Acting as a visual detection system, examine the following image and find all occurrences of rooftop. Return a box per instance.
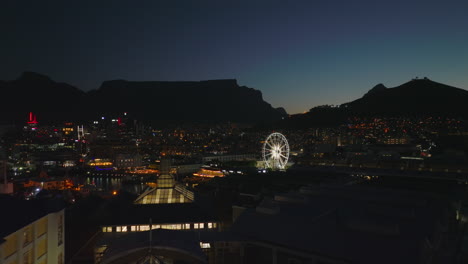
[0,195,65,238]
[231,184,451,264]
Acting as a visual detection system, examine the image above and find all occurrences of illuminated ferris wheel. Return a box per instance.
[263,132,289,170]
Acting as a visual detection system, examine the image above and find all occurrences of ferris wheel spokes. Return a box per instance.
[263,132,289,170]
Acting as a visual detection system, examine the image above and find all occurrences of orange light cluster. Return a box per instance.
[129,169,159,174]
[88,162,113,166]
[193,168,225,178]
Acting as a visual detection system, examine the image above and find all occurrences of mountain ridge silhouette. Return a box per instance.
[0,72,286,124]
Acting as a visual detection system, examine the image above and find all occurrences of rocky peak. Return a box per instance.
[363,83,387,97]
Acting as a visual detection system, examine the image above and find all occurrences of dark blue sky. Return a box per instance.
[1,0,468,114]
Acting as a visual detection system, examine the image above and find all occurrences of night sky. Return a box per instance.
[1,0,468,114]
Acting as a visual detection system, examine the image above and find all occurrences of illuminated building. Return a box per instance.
[29,178,68,190]
[382,137,409,145]
[134,175,194,204]
[96,203,219,263]
[0,197,65,264]
[24,112,39,132]
[192,167,225,178]
[61,127,73,135]
[202,153,258,163]
[94,159,219,263]
[26,112,38,126]
[76,125,84,140]
[99,210,218,233]
[60,122,75,136]
[86,159,113,168]
[114,153,142,169]
[30,150,80,169]
[134,159,194,204]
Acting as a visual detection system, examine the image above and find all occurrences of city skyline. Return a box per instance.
[2,2,468,261]
[2,0,468,114]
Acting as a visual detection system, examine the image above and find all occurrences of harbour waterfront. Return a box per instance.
[71,175,148,195]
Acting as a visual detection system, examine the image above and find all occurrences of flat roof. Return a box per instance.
[231,185,450,264]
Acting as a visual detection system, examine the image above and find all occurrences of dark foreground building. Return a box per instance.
[0,196,65,264]
[91,182,461,264]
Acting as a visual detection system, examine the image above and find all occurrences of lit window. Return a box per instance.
[140,225,150,231]
[36,237,47,258]
[185,223,190,229]
[3,233,17,257]
[199,223,204,229]
[194,223,199,229]
[36,217,48,237]
[200,242,211,249]
[131,226,137,232]
[23,226,33,246]
[23,250,33,264]
[208,223,213,229]
[117,226,128,232]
